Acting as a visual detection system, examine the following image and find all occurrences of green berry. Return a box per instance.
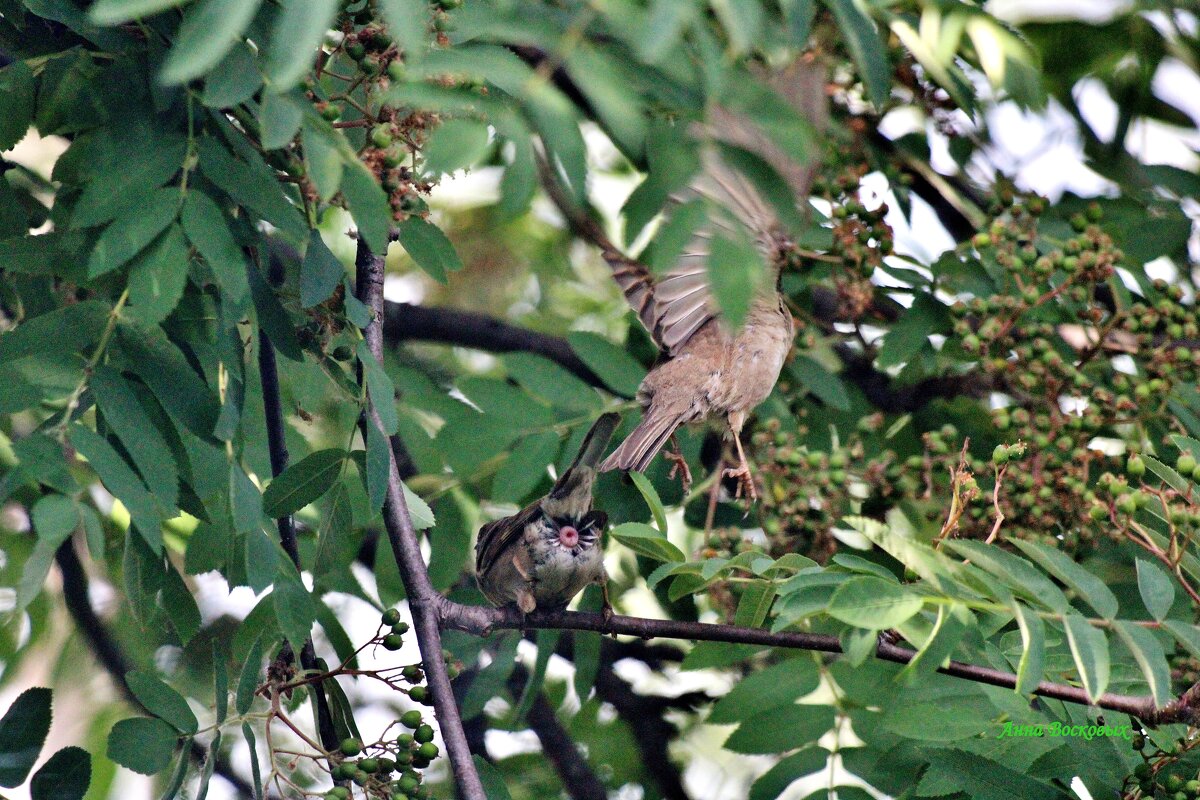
[353,770,371,786]
[392,621,410,635]
[1178,453,1197,475]
[417,742,439,760]
[359,758,379,774]
[414,724,434,743]
[397,775,420,793]
[1166,774,1183,791]
[400,710,423,729]
[372,125,393,148]
[382,608,402,626]
[408,685,428,703]
[388,60,407,82]
[1126,454,1146,478]
[383,633,404,650]
[340,738,362,757]
[992,445,1009,465]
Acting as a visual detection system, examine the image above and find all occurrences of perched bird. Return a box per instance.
[475,412,620,616]
[586,60,825,500]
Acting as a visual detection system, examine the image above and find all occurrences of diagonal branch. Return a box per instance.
[355,239,486,800]
[256,259,341,756]
[54,539,264,799]
[440,603,1198,725]
[507,663,608,800]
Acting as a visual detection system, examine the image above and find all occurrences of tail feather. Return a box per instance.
[550,412,620,500]
[599,411,685,474]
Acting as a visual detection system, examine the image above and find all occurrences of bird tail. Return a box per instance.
[598,409,685,474]
[550,412,621,500]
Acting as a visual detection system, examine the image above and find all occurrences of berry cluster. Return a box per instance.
[307,607,463,800]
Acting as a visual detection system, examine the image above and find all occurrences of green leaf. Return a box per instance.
[423,119,491,175]
[180,191,250,304]
[341,161,391,255]
[259,92,304,150]
[86,188,179,278]
[236,635,264,715]
[1009,539,1119,620]
[1136,558,1175,621]
[1062,613,1110,703]
[943,540,1069,613]
[230,464,264,535]
[395,216,463,283]
[709,658,821,724]
[89,0,187,24]
[1011,601,1045,696]
[566,332,645,397]
[91,366,180,511]
[1113,621,1172,707]
[789,356,849,411]
[610,522,685,562]
[724,704,836,754]
[706,232,762,330]
[1143,455,1191,495]
[826,576,925,629]
[116,326,220,439]
[197,138,306,240]
[126,224,190,326]
[0,62,36,152]
[301,118,343,201]
[201,41,262,108]
[262,449,346,519]
[106,718,179,775]
[473,756,513,800]
[162,563,201,647]
[734,581,776,628]
[402,482,435,531]
[70,425,163,553]
[264,0,338,91]
[876,294,951,368]
[491,432,560,505]
[273,565,316,652]
[681,641,766,670]
[299,230,345,308]
[0,687,52,788]
[28,746,90,800]
[916,748,1068,800]
[31,495,80,546]
[748,747,828,800]
[629,471,668,534]
[357,341,399,434]
[1167,620,1200,661]
[242,723,262,800]
[159,0,265,85]
[124,673,197,735]
[365,418,390,512]
[313,483,357,578]
[821,0,890,107]
[246,258,303,362]
[503,353,601,412]
[377,0,428,65]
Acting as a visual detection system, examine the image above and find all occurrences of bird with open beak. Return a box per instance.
[475,413,620,617]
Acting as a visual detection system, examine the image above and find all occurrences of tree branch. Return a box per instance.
[355,239,486,800]
[54,539,263,799]
[381,300,608,390]
[440,603,1196,725]
[257,267,341,757]
[507,663,608,800]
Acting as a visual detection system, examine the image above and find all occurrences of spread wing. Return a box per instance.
[603,58,825,356]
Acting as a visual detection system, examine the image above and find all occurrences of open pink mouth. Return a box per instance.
[558,526,579,548]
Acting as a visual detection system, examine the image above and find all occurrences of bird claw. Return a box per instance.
[663,450,693,493]
[722,463,759,502]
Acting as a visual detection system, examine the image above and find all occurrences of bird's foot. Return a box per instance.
[722,463,759,502]
[663,449,693,493]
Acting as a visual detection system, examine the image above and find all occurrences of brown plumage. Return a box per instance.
[591,60,825,498]
[475,413,619,615]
